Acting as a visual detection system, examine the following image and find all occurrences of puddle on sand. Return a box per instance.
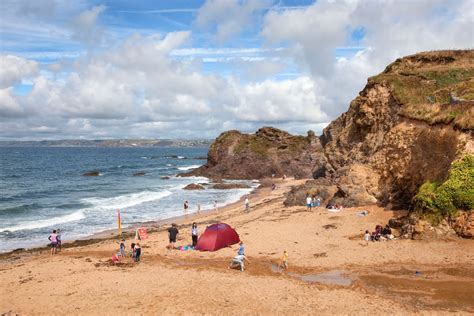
[292,270,353,286]
[270,264,353,286]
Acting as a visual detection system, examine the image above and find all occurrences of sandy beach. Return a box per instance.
[1,178,473,315]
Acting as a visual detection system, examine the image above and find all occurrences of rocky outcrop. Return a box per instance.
[388,215,457,240]
[320,50,473,209]
[183,183,205,190]
[83,171,101,176]
[284,178,337,207]
[183,127,325,179]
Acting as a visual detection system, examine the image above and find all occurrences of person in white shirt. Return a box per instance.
[244,197,250,212]
[306,195,312,211]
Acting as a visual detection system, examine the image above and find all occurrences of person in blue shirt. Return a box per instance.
[238,241,245,255]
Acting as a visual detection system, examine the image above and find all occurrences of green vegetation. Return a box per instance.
[413,155,474,223]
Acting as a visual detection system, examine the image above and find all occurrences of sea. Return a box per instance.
[0,147,256,253]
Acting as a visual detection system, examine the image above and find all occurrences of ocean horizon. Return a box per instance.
[0,146,255,253]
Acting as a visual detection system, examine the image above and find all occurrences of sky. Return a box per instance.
[0,0,473,140]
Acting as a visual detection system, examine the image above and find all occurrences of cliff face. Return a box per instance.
[321,50,473,209]
[186,50,473,211]
[185,127,324,179]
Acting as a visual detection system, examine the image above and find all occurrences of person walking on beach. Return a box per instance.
[191,222,198,247]
[184,200,189,213]
[244,197,250,212]
[213,200,218,212]
[48,230,58,255]
[167,223,179,249]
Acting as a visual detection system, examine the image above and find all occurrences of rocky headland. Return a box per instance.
[185,50,474,238]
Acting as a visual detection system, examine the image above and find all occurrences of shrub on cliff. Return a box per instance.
[414,155,474,221]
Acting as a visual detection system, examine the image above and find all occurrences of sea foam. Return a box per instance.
[0,210,86,232]
[82,190,172,211]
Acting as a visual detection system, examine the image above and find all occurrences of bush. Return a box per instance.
[414,155,474,221]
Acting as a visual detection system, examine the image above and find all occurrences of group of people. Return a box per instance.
[364,224,394,244]
[113,240,142,263]
[306,194,321,211]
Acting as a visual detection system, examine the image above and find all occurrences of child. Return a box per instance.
[279,250,289,270]
[191,223,198,247]
[364,230,370,245]
[237,241,245,256]
[119,239,126,257]
[56,229,62,252]
[134,243,141,262]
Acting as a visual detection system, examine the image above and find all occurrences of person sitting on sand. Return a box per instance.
[191,222,198,247]
[134,243,141,262]
[279,250,289,270]
[237,241,245,256]
[382,225,394,240]
[229,254,250,272]
[48,230,58,255]
[371,225,383,241]
[167,223,179,249]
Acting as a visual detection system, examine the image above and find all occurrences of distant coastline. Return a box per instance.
[0,139,212,148]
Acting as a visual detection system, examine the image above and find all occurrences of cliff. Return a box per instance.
[321,50,473,209]
[185,50,473,215]
[184,127,325,179]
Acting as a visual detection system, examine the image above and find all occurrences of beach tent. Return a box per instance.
[195,223,240,251]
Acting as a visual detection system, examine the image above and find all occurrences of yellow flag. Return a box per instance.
[118,209,122,238]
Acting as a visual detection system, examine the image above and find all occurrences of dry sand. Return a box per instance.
[1,178,473,315]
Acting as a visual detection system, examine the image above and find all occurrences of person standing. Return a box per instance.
[48,230,58,255]
[191,222,198,247]
[56,228,62,252]
[134,243,141,262]
[167,223,179,249]
[306,195,312,211]
[184,200,189,212]
[213,200,218,212]
[244,197,250,212]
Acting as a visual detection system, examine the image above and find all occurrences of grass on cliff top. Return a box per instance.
[370,68,474,129]
[413,155,474,223]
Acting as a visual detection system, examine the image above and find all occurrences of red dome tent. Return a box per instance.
[195,223,240,251]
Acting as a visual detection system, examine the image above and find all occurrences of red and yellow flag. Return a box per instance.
[118,209,122,238]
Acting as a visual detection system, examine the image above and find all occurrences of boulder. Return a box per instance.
[83,171,100,176]
[183,183,205,190]
[284,178,337,207]
[452,211,474,238]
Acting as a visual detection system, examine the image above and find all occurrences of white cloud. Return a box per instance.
[0,55,38,88]
[0,87,24,117]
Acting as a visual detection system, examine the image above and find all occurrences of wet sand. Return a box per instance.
[1,178,473,315]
